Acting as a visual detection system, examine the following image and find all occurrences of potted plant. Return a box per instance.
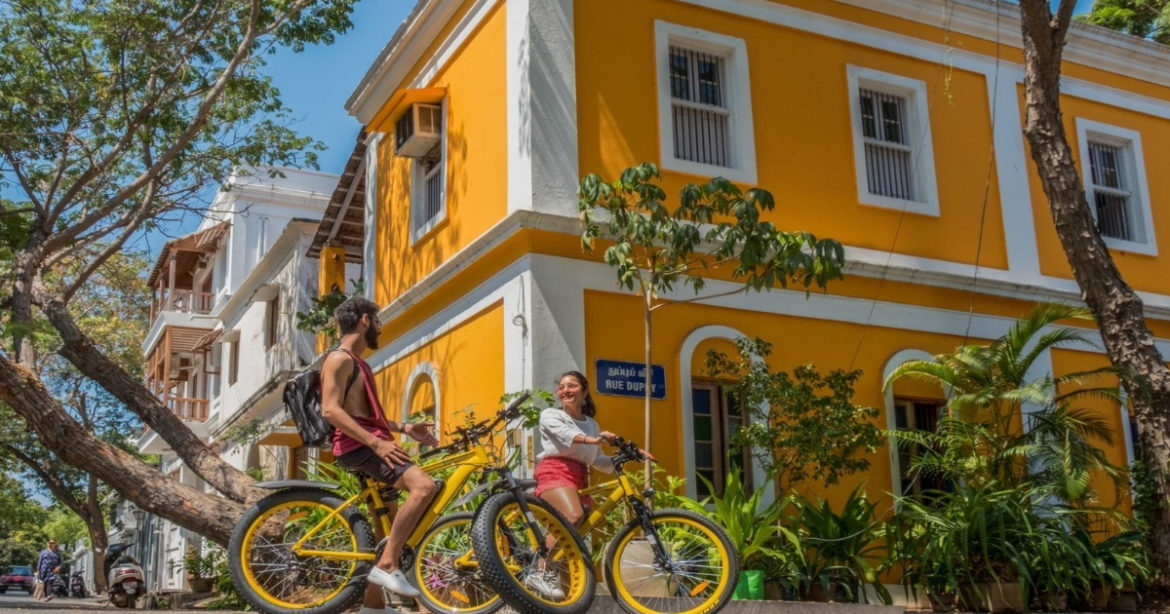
[1064,528,1151,612]
[679,471,795,600]
[790,485,889,603]
[184,546,221,593]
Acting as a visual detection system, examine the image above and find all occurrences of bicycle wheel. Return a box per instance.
[470,493,596,614]
[604,508,737,614]
[229,488,373,614]
[411,512,503,614]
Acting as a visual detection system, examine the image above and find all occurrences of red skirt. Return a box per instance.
[533,456,594,508]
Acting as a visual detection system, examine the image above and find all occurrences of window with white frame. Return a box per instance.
[847,65,939,216]
[655,21,756,184]
[1076,119,1155,254]
[411,102,446,240]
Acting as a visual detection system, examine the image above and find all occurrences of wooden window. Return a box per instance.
[893,397,948,497]
[690,381,750,498]
[1087,141,1134,241]
[669,45,730,168]
[228,340,239,386]
[265,295,279,350]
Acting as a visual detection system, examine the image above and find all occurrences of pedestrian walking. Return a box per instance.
[35,539,62,602]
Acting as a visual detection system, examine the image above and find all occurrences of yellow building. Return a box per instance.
[311,0,1170,510]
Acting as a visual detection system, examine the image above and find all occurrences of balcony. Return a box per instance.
[152,288,214,320]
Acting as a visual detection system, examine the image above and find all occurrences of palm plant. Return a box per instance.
[884,303,1125,499]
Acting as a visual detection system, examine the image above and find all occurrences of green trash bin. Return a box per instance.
[732,569,765,600]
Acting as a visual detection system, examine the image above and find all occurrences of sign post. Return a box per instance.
[595,359,666,400]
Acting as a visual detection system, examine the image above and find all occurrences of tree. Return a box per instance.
[1017,0,1170,588]
[704,336,884,494]
[1082,0,1170,44]
[0,252,153,589]
[885,303,1125,506]
[578,163,846,479]
[0,0,359,544]
[0,474,45,570]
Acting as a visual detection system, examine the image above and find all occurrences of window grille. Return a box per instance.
[669,45,730,168]
[421,156,442,224]
[860,88,915,201]
[1087,141,1133,241]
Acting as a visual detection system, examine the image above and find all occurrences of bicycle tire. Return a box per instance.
[470,493,596,614]
[603,508,738,614]
[228,488,373,614]
[411,512,504,614]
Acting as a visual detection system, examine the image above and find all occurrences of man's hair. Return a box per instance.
[334,296,379,335]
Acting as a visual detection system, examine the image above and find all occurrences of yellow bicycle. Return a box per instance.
[227,394,595,614]
[573,437,738,614]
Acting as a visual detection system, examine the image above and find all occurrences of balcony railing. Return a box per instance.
[166,396,209,422]
[152,289,214,319]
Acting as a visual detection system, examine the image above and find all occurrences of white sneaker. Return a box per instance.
[368,567,420,598]
[524,573,565,601]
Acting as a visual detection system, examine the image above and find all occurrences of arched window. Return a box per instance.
[883,349,947,498]
[402,363,441,450]
[679,325,768,502]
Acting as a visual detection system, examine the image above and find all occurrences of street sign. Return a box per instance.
[595,359,666,399]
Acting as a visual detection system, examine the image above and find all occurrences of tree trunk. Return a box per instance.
[38,292,264,506]
[0,355,248,546]
[91,529,109,594]
[1018,0,1170,590]
[644,289,654,489]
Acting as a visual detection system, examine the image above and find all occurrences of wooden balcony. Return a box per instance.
[151,288,214,321]
[166,396,210,422]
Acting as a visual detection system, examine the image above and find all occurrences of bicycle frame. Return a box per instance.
[290,444,491,562]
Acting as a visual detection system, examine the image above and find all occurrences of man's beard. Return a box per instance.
[365,326,380,350]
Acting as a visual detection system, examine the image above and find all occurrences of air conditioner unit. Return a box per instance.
[394,103,442,158]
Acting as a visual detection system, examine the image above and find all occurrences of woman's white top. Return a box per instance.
[536,408,614,473]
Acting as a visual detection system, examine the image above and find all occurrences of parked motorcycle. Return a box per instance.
[70,571,88,598]
[51,574,69,598]
[104,543,144,608]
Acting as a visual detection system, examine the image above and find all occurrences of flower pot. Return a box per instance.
[1085,585,1112,612]
[974,582,1024,613]
[928,591,959,612]
[802,581,838,602]
[1106,590,1138,612]
[1032,589,1067,612]
[188,577,213,593]
[763,580,786,601]
[732,570,765,600]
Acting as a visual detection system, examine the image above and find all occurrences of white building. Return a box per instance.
[135,165,356,592]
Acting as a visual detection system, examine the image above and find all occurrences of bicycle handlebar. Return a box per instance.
[417,392,532,460]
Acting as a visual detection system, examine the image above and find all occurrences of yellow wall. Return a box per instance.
[372,1,508,309]
[1050,348,1133,516]
[1027,91,1170,294]
[575,0,1007,269]
[372,301,506,440]
[583,288,981,508]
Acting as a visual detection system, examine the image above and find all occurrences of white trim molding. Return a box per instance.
[654,20,757,185]
[401,361,442,435]
[411,99,448,243]
[678,325,771,504]
[1075,118,1157,256]
[363,133,382,295]
[847,65,940,216]
[882,348,937,499]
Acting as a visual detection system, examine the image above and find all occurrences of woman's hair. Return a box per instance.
[558,370,597,417]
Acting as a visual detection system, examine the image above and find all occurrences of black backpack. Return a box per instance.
[283,350,359,448]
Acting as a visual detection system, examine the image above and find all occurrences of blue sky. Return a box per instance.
[266,1,412,172]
